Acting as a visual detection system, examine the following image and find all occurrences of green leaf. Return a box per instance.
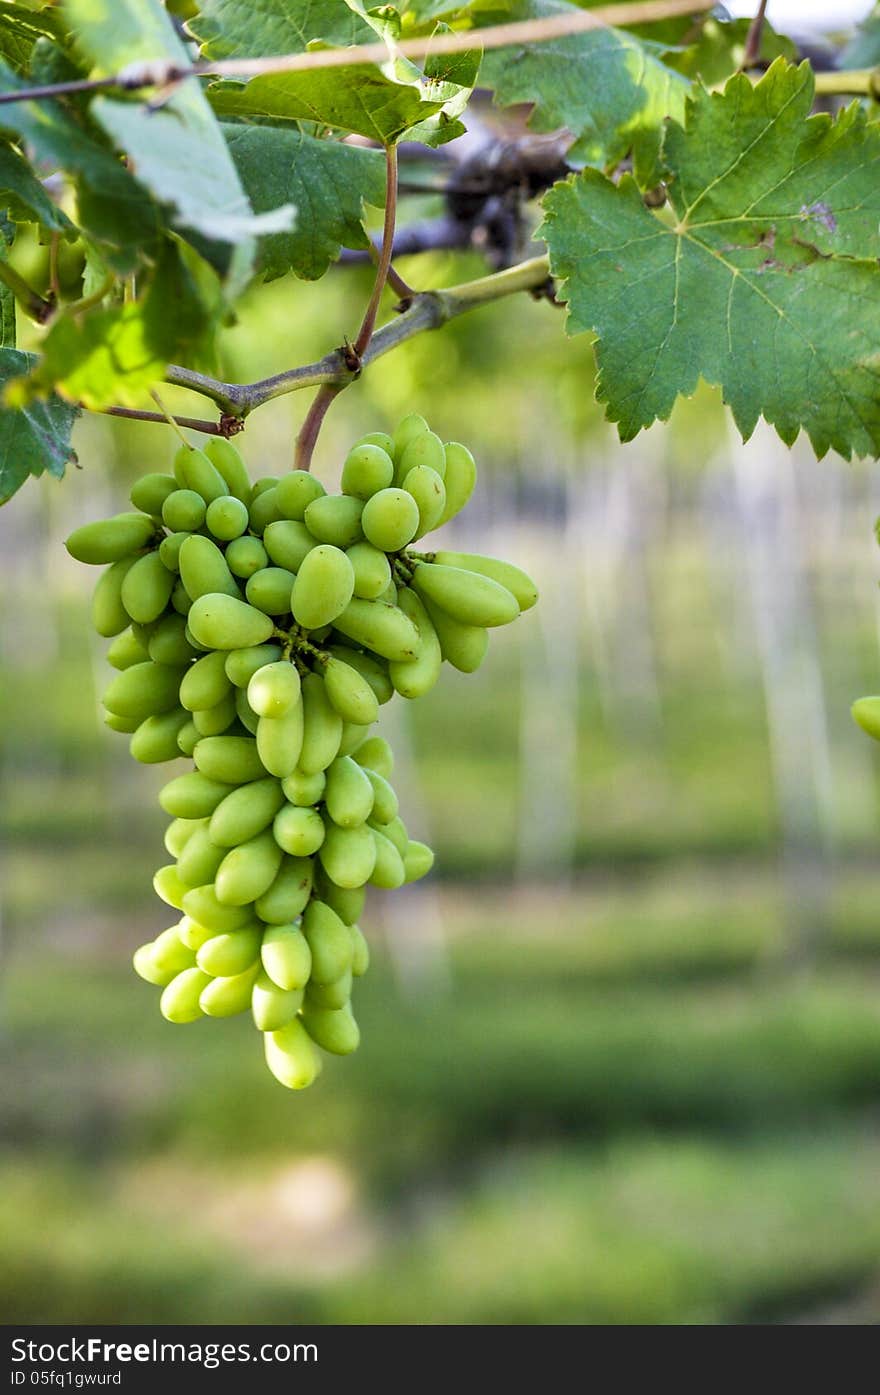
[224,126,384,281]
[0,3,66,74]
[540,60,880,460]
[479,0,689,186]
[666,16,797,86]
[0,139,74,235]
[0,348,78,503]
[0,218,15,348]
[188,0,374,59]
[839,4,880,69]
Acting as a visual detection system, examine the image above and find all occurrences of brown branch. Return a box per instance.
[97,405,232,435]
[743,0,768,69]
[354,145,401,357]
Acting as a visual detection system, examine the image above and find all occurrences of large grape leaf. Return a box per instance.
[0,3,66,73]
[0,348,79,503]
[540,60,880,460]
[188,0,374,59]
[478,0,689,186]
[0,139,74,234]
[224,126,384,281]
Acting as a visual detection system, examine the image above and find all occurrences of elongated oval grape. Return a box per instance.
[273,803,325,857]
[253,476,280,498]
[264,1020,321,1090]
[261,922,312,990]
[179,535,240,602]
[369,829,406,889]
[209,776,285,847]
[852,697,880,741]
[158,531,187,573]
[251,970,304,1032]
[361,488,419,552]
[225,643,284,687]
[255,855,313,923]
[263,520,316,571]
[66,512,155,564]
[298,673,343,775]
[397,430,446,484]
[411,562,518,628]
[235,686,259,734]
[403,464,446,538]
[256,705,303,777]
[153,863,189,909]
[226,536,268,579]
[188,594,274,650]
[194,735,266,784]
[182,884,254,932]
[130,472,177,516]
[435,441,476,526]
[291,545,354,629]
[404,839,434,883]
[205,437,252,504]
[420,594,488,673]
[275,469,325,521]
[180,650,230,711]
[172,580,193,617]
[92,556,136,637]
[324,756,374,828]
[389,587,442,699]
[346,541,392,601]
[248,661,301,718]
[332,597,419,662]
[148,613,199,666]
[357,431,395,456]
[364,768,398,825]
[107,628,149,670]
[176,825,226,888]
[133,942,175,987]
[303,494,364,548]
[349,923,370,976]
[197,925,262,977]
[322,656,379,726]
[352,734,394,779]
[282,767,326,807]
[338,721,371,757]
[304,970,352,1010]
[159,772,235,819]
[103,661,185,719]
[318,821,376,889]
[160,967,212,1024]
[179,445,228,503]
[164,817,203,859]
[302,1003,360,1055]
[177,914,214,951]
[341,443,394,499]
[107,715,139,738]
[215,830,283,906]
[130,708,188,764]
[206,494,249,542]
[315,870,365,926]
[375,813,408,856]
[248,485,283,535]
[325,646,392,705]
[432,550,538,611]
[151,924,196,977]
[246,566,297,616]
[303,900,353,984]
[192,690,237,737]
[177,719,199,756]
[393,412,429,461]
[162,489,206,532]
[200,963,260,1018]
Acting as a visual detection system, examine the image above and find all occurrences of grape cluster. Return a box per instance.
[65,415,537,1089]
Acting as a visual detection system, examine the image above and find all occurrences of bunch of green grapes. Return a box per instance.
[65,415,537,1090]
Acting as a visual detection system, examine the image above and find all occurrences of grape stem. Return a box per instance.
[0,259,55,323]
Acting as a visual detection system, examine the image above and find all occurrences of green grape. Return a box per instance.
[273,803,325,857]
[403,840,434,883]
[352,734,394,779]
[357,431,395,457]
[179,445,228,503]
[361,488,419,552]
[148,613,199,666]
[248,661,301,718]
[302,1003,360,1056]
[263,520,317,571]
[392,413,429,461]
[341,443,395,499]
[435,442,477,527]
[66,512,155,564]
[180,650,230,712]
[215,830,283,906]
[151,924,197,977]
[852,697,880,740]
[256,705,303,777]
[291,545,354,629]
[324,756,375,828]
[411,562,518,628]
[92,557,136,637]
[325,646,392,705]
[226,536,268,579]
[431,550,538,611]
[322,655,379,726]
[389,587,441,699]
[177,914,214,951]
[197,925,262,977]
[397,430,446,484]
[375,813,408,857]
[245,566,296,615]
[158,532,187,573]
[235,686,259,734]
[346,541,392,601]
[205,438,252,505]
[332,597,419,662]
[133,942,176,987]
[193,734,266,784]
[304,970,352,1010]
[275,470,326,521]
[369,829,406,889]
[164,817,203,859]
[303,900,354,984]
[282,767,327,807]
[176,825,226,888]
[103,661,185,720]
[252,476,280,498]
[248,486,283,534]
[107,628,149,670]
[179,535,240,602]
[303,494,364,548]
[298,674,343,775]
[349,923,370,976]
[162,489,207,532]
[264,1020,321,1091]
[315,871,365,926]
[159,772,235,819]
[251,970,304,1031]
[130,472,177,516]
[177,720,200,756]
[364,768,398,825]
[403,464,446,538]
[338,721,372,757]
[420,593,488,673]
[255,855,313,923]
[200,963,260,1018]
[130,709,188,764]
[261,922,312,991]
[192,690,238,737]
[172,580,193,617]
[209,776,285,847]
[188,594,275,650]
[206,494,249,542]
[160,967,212,1023]
[130,619,159,648]
[182,884,254,932]
[318,821,376,889]
[172,449,189,487]
[225,643,284,687]
[153,863,189,910]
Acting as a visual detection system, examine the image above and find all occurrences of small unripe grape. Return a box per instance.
[332,597,419,662]
[404,840,434,883]
[194,734,267,784]
[275,470,326,520]
[361,488,419,552]
[346,541,391,600]
[205,438,252,505]
[432,550,538,611]
[248,486,283,534]
[304,494,365,548]
[255,855,313,923]
[210,776,285,847]
[248,661,301,718]
[188,594,274,650]
[410,562,518,628]
[291,545,354,629]
[149,613,199,666]
[264,1020,321,1090]
[179,535,240,602]
[341,443,395,499]
[225,643,284,687]
[179,446,228,503]
[263,520,316,571]
[302,1003,360,1056]
[298,674,343,776]
[256,704,303,777]
[200,964,260,1018]
[160,967,212,1023]
[352,735,394,779]
[181,884,254,933]
[66,512,155,564]
[392,413,429,460]
[261,922,312,991]
[162,489,206,532]
[159,772,235,819]
[304,970,352,1010]
[323,656,379,727]
[251,970,304,1031]
[435,441,476,527]
[404,464,446,538]
[206,494,249,541]
[215,831,283,906]
[397,430,446,484]
[273,803,325,857]
[318,821,376,889]
[282,767,326,807]
[246,566,296,615]
[357,431,395,456]
[226,536,268,579]
[92,557,136,637]
[192,690,237,737]
[197,925,262,976]
[180,650,231,712]
[303,900,354,984]
[130,472,177,516]
[130,709,189,764]
[107,628,149,670]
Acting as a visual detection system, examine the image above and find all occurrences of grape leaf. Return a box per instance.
[0,348,78,503]
[0,139,74,234]
[0,3,66,73]
[0,218,15,348]
[666,16,796,85]
[188,0,374,59]
[479,0,689,186]
[839,5,880,68]
[540,60,880,459]
[224,126,384,281]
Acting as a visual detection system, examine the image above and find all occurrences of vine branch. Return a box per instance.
[0,260,54,323]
